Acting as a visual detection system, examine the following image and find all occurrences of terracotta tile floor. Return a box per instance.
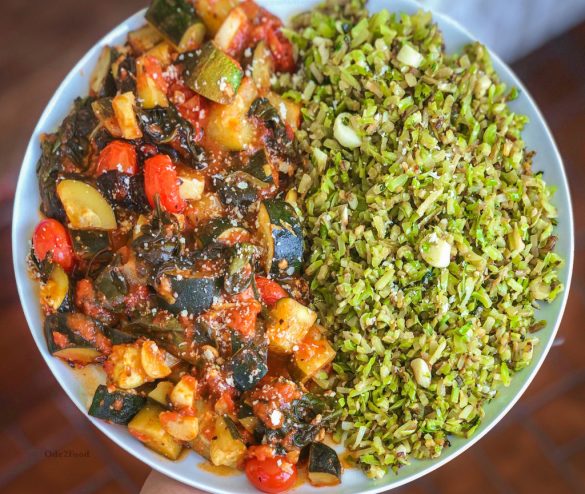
[1,1,584,493]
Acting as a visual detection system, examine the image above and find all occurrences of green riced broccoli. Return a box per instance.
[274,0,564,479]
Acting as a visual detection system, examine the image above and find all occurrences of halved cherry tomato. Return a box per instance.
[266,29,296,73]
[144,154,185,213]
[245,456,297,494]
[96,140,138,175]
[32,219,74,271]
[255,276,287,306]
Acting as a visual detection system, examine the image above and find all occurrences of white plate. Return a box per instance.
[12,1,574,493]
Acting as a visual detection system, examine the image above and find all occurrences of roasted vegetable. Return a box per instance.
[216,173,260,209]
[44,313,110,364]
[156,271,220,315]
[57,180,117,230]
[224,243,256,295]
[160,411,200,441]
[92,97,122,137]
[148,380,175,406]
[228,345,268,391]
[88,384,146,424]
[112,92,143,139]
[96,171,149,213]
[245,149,275,185]
[146,0,206,52]
[266,298,317,353]
[292,325,336,382]
[252,41,274,94]
[194,0,240,34]
[214,6,250,57]
[128,401,183,459]
[198,218,250,247]
[136,56,169,109]
[186,42,243,104]
[257,199,303,276]
[90,46,114,97]
[307,442,342,486]
[106,343,149,389]
[128,24,164,53]
[39,265,70,312]
[210,416,246,468]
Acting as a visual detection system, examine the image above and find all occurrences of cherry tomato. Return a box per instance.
[33,218,75,271]
[32,219,74,271]
[255,276,288,306]
[266,28,296,73]
[96,140,138,175]
[144,154,185,213]
[245,456,297,494]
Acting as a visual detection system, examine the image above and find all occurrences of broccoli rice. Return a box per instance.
[275,0,564,478]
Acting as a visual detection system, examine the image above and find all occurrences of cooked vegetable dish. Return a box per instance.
[29,0,564,491]
[31,1,339,492]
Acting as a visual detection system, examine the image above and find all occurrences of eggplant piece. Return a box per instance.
[105,327,137,345]
[157,274,220,316]
[70,229,111,260]
[44,313,109,364]
[146,0,205,52]
[97,171,149,213]
[257,199,304,276]
[224,243,256,295]
[307,442,342,486]
[216,173,261,209]
[57,180,117,230]
[88,384,146,424]
[228,346,268,392]
[246,149,275,185]
[112,53,137,94]
[94,261,128,308]
[128,402,183,460]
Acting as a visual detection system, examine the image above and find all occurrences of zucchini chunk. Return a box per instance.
[39,265,70,312]
[105,327,137,345]
[205,76,258,151]
[112,92,143,140]
[210,416,246,468]
[266,298,317,354]
[128,24,164,54]
[237,404,260,435]
[70,229,110,260]
[228,346,268,391]
[156,272,220,316]
[146,0,206,52]
[186,42,243,105]
[194,0,240,34]
[258,199,304,276]
[198,218,249,247]
[146,41,174,66]
[307,442,342,486]
[44,313,109,364]
[214,6,250,57]
[292,325,336,382]
[92,98,122,137]
[128,402,183,459]
[88,384,146,424]
[224,243,256,295]
[136,56,169,109]
[90,46,113,97]
[148,380,175,406]
[57,180,117,230]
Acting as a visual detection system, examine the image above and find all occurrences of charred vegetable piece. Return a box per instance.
[90,46,114,97]
[128,401,183,459]
[216,171,271,209]
[210,416,246,468]
[307,442,342,486]
[44,313,109,364]
[88,384,146,424]
[70,229,111,260]
[105,327,137,345]
[146,0,205,52]
[97,171,149,213]
[157,273,220,316]
[267,92,301,131]
[292,325,336,382]
[246,149,275,185]
[229,345,268,391]
[57,180,117,230]
[186,42,243,105]
[92,97,122,137]
[136,56,169,110]
[39,265,70,312]
[257,199,303,276]
[198,218,249,247]
[214,6,250,57]
[224,243,256,295]
[128,24,163,53]
[266,298,317,354]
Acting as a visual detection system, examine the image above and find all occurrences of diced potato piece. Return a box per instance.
[148,381,175,406]
[189,399,217,459]
[205,77,258,151]
[210,416,246,468]
[112,92,143,139]
[128,24,163,53]
[170,375,198,409]
[141,340,172,379]
[194,0,240,34]
[185,193,224,225]
[292,325,336,382]
[160,411,199,441]
[267,298,317,353]
[128,402,183,459]
[146,41,174,66]
[105,344,148,389]
[136,57,169,110]
[214,7,249,57]
[177,166,205,201]
[267,92,301,131]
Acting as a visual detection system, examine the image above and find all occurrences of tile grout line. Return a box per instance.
[55,396,141,494]
[522,418,585,492]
